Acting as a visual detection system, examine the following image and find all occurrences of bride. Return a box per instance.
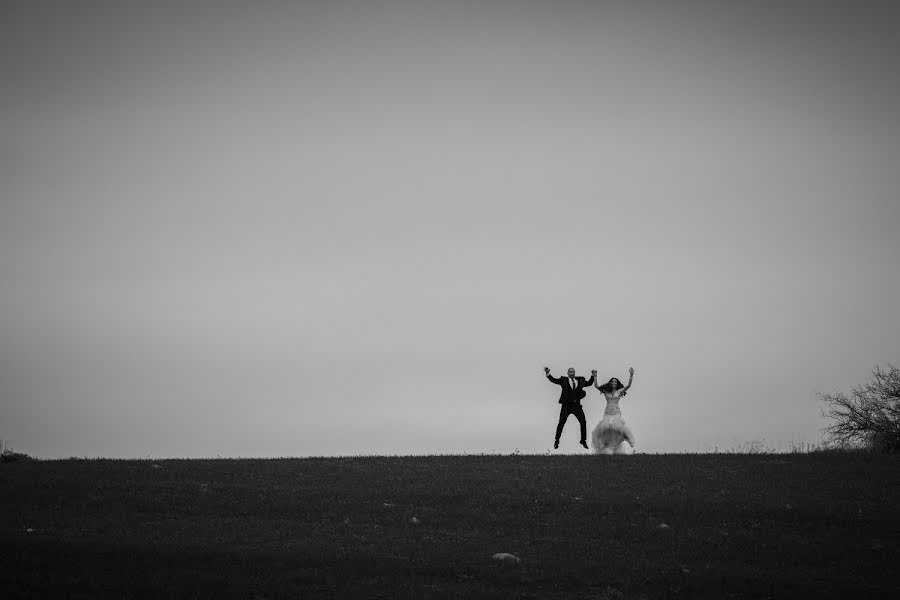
[591,367,636,454]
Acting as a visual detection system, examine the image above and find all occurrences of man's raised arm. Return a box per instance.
[544,367,562,384]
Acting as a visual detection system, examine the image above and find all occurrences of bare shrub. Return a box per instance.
[0,439,32,463]
[820,364,900,454]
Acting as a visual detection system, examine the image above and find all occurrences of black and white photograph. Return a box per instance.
[2,0,899,597]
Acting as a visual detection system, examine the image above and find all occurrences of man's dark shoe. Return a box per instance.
[554,439,560,449]
[580,441,589,450]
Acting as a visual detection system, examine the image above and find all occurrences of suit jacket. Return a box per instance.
[546,373,595,404]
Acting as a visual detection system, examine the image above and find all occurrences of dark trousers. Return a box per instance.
[556,403,587,443]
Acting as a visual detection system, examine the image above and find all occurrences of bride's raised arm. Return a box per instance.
[623,367,635,391]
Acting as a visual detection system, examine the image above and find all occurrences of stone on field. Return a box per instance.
[409,517,419,524]
[492,553,521,565]
[657,523,671,530]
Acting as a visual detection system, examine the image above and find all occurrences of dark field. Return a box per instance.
[1,453,898,598]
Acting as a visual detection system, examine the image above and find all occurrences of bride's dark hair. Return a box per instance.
[597,377,624,394]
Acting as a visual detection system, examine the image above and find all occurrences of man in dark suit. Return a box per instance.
[544,366,596,449]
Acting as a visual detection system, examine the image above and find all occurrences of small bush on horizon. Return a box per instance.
[0,439,32,463]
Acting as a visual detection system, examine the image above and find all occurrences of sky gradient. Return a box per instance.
[2,0,899,457]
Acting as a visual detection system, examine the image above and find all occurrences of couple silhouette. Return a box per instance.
[543,366,636,453]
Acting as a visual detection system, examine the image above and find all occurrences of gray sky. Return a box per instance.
[2,0,899,457]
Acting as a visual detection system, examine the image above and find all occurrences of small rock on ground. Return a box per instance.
[492,553,521,565]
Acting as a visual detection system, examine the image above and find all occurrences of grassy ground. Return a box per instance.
[1,453,898,598]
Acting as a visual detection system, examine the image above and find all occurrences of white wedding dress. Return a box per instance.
[591,389,636,454]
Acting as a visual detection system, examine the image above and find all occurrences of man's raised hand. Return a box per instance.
[543,367,550,374]
[591,369,597,376]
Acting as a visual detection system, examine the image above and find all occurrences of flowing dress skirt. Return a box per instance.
[591,413,635,454]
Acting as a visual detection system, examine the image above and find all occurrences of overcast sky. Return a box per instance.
[2,0,899,457]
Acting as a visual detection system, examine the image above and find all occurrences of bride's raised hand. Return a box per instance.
[628,367,634,377]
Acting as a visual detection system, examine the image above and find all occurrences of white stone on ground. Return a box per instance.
[492,553,521,565]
